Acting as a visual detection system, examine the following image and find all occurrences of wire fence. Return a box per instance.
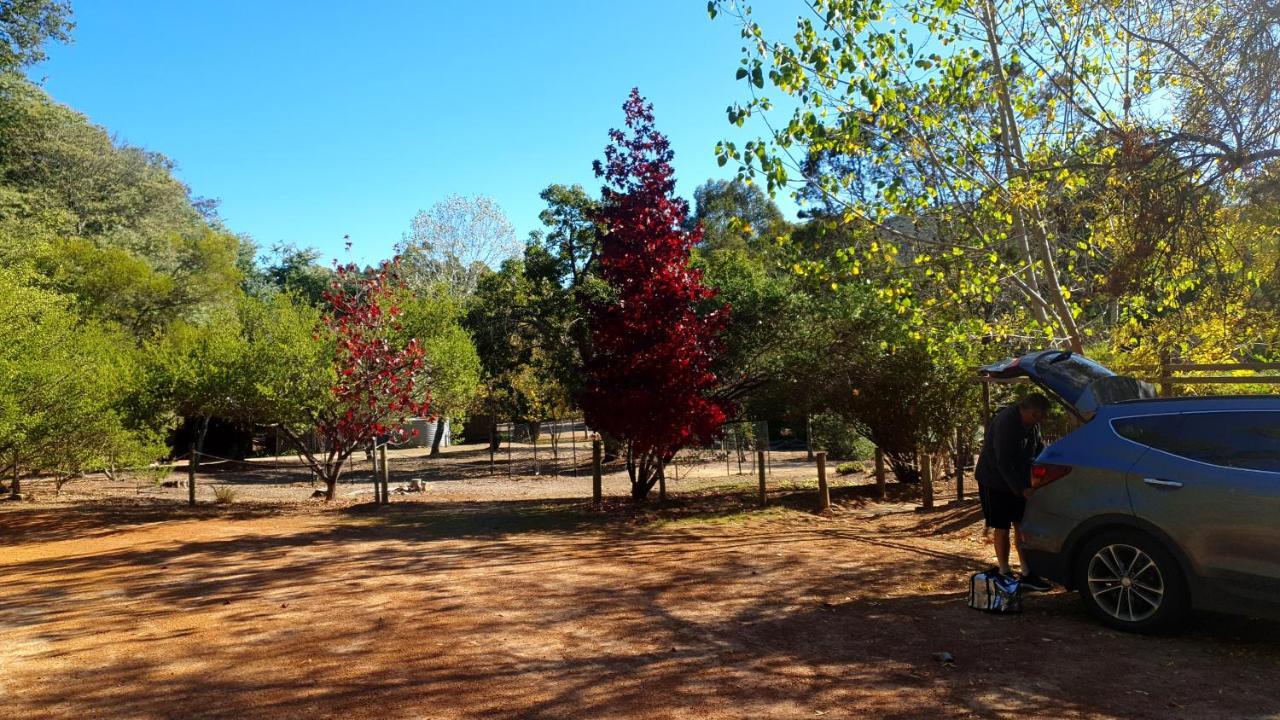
[17,416,826,506]
[479,418,782,483]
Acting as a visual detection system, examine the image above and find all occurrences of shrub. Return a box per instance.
[810,413,875,461]
[212,485,237,504]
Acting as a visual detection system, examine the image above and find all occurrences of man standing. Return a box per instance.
[976,393,1052,591]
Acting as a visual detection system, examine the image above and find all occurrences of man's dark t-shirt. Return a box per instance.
[975,404,1044,495]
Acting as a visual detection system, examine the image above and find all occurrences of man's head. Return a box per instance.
[1018,393,1051,426]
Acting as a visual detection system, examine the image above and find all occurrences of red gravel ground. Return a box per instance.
[2,464,1279,719]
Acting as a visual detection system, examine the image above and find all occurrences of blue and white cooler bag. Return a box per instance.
[968,569,1022,613]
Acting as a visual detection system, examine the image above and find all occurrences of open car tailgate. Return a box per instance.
[978,350,1155,418]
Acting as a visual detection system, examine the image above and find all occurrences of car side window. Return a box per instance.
[1174,412,1280,473]
[1112,414,1184,453]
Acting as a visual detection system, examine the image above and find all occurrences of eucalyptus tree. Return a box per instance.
[710,0,1280,352]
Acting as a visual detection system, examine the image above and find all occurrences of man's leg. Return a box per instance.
[1013,521,1052,590]
[1013,522,1030,573]
[992,528,1012,575]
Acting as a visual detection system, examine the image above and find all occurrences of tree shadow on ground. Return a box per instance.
[3,495,1279,720]
[0,499,294,546]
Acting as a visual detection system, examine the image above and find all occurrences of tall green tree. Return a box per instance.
[711,0,1280,354]
[689,178,788,252]
[0,0,73,70]
[0,269,164,496]
[0,74,246,333]
[397,282,482,455]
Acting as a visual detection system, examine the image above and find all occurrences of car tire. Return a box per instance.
[1074,528,1189,633]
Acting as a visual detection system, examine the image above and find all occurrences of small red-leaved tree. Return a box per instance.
[580,88,732,501]
[282,259,430,501]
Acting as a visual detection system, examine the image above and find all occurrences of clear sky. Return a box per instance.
[27,0,803,265]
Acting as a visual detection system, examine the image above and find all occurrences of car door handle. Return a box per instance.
[1143,478,1183,488]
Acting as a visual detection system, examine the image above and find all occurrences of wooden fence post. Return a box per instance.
[188,443,197,506]
[379,444,390,504]
[816,451,830,511]
[372,445,382,505]
[757,450,767,507]
[874,447,886,500]
[531,422,539,475]
[920,447,934,510]
[954,427,965,503]
[1158,350,1172,398]
[591,435,603,507]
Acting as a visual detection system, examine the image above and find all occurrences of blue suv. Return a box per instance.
[980,351,1280,632]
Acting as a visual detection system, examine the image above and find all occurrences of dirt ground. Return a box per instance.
[2,445,1279,719]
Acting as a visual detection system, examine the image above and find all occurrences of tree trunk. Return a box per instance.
[10,454,18,496]
[979,0,1082,351]
[429,417,447,457]
[626,444,661,502]
[196,416,211,461]
[888,453,921,484]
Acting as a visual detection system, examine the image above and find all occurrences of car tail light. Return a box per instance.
[1032,463,1072,488]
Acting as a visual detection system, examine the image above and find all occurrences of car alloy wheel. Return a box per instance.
[1086,543,1165,623]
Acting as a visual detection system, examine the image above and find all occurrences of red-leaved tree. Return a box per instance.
[282,259,430,501]
[580,88,732,502]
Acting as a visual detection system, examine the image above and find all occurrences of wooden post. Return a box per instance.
[11,453,19,497]
[373,445,382,504]
[591,435,603,507]
[806,415,814,461]
[816,451,830,511]
[658,463,666,503]
[954,427,965,503]
[1158,350,1172,398]
[920,447,935,510]
[981,381,992,423]
[379,444,390,504]
[532,422,539,475]
[552,417,559,477]
[757,450,767,507]
[736,432,744,475]
[188,443,197,506]
[874,447,886,500]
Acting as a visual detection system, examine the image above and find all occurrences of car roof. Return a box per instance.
[1104,395,1280,414]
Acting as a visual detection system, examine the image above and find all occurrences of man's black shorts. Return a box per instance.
[979,484,1025,530]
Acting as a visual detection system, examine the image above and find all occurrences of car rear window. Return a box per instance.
[1174,412,1280,472]
[1032,354,1113,388]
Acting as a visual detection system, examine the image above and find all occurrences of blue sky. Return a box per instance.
[28,1,803,265]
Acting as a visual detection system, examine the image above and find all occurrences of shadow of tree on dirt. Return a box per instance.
[3,495,1279,720]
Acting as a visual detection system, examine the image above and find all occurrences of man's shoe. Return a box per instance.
[1019,574,1052,592]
